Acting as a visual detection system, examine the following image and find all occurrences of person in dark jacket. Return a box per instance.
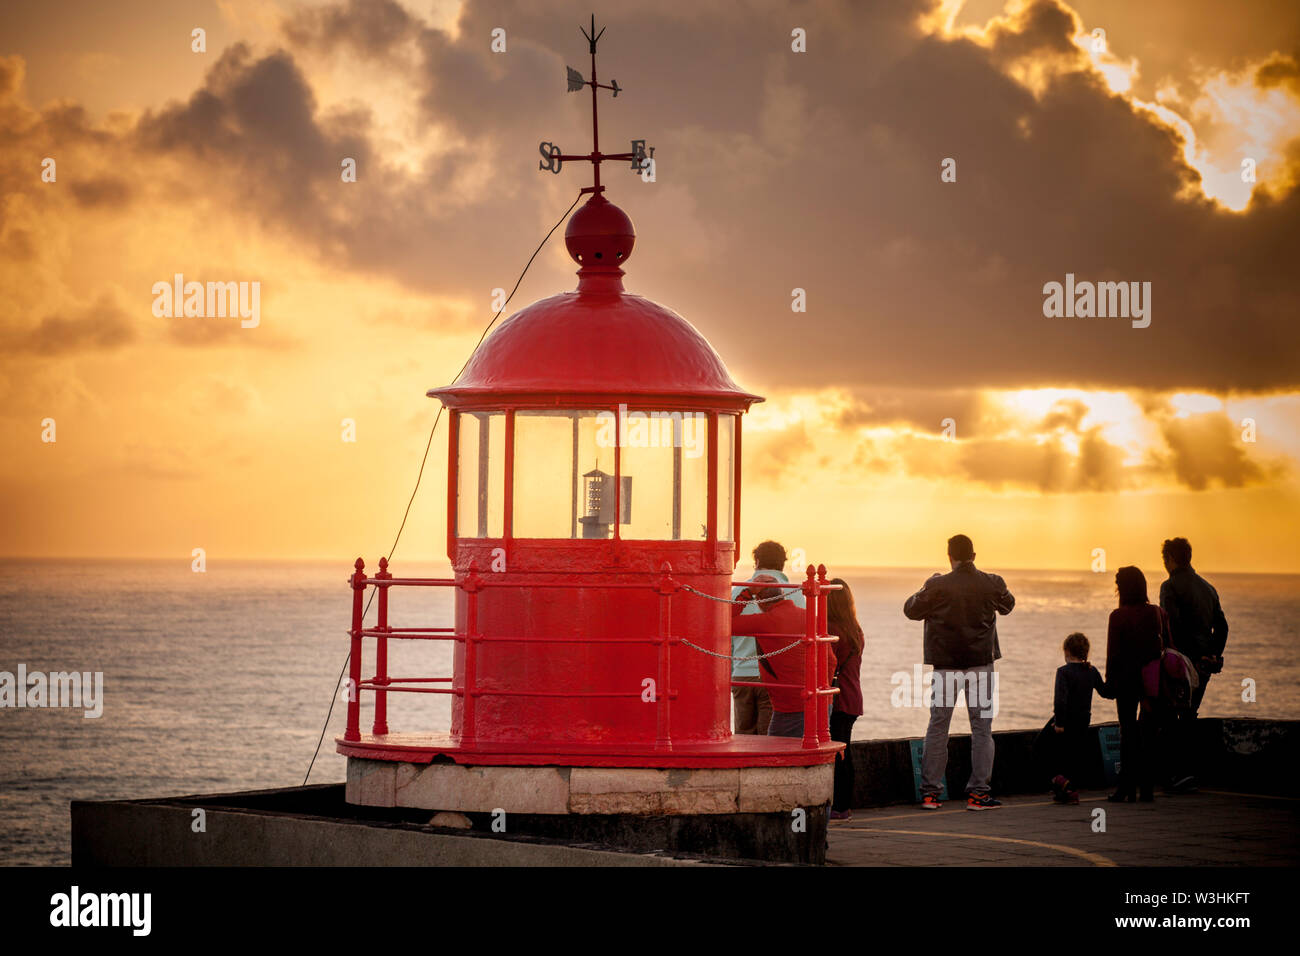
[1158,537,1228,791]
[1105,566,1170,803]
[903,534,1015,811]
[1045,632,1111,803]
[826,577,864,820]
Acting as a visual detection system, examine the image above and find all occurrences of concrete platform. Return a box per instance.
[826,789,1300,866]
[347,758,833,814]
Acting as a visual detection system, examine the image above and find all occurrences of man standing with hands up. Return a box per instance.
[904,534,1016,811]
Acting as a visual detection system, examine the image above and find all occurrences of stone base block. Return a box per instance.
[347,758,833,816]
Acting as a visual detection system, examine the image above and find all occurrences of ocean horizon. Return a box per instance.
[1,558,1295,864]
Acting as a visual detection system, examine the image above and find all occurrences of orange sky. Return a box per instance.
[2,0,1299,573]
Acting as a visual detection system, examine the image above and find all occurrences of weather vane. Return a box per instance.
[538,15,654,194]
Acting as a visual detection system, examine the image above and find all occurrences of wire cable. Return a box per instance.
[302,191,584,785]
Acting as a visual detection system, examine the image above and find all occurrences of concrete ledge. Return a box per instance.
[349,760,833,815]
[71,788,708,867]
[846,717,1300,808]
[71,785,829,865]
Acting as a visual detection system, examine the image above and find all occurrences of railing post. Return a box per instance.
[372,557,391,736]
[817,563,831,745]
[655,562,676,750]
[460,559,483,747]
[802,564,818,749]
[345,558,366,742]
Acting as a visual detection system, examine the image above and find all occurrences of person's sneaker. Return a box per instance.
[1064,789,1080,804]
[920,794,942,810]
[829,809,853,821]
[966,793,1002,811]
[1050,774,1070,797]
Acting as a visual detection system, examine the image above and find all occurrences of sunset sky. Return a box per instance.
[2,0,1298,572]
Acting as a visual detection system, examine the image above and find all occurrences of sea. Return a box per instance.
[0,558,1295,865]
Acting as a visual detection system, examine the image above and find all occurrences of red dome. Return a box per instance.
[429,290,760,407]
[429,194,760,409]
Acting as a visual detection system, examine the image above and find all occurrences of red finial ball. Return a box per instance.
[565,193,635,269]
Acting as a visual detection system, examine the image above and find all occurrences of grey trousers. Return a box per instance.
[921,664,996,797]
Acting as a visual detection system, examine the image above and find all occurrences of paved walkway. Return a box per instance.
[826,789,1300,866]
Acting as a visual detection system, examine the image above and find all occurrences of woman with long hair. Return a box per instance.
[826,577,865,820]
[1105,566,1170,803]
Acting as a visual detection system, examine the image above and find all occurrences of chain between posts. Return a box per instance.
[676,637,804,662]
[675,581,805,660]
[678,583,787,606]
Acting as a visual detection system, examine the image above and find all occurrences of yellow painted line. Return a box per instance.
[835,826,1118,866]
[836,799,1058,823]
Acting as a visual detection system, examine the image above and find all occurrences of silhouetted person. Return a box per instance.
[1105,566,1169,803]
[904,534,1014,811]
[1046,632,1111,804]
[1159,537,1228,792]
[826,577,864,820]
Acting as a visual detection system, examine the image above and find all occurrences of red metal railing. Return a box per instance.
[343,558,839,750]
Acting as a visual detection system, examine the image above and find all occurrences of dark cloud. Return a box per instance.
[1149,409,1281,490]
[836,388,992,435]
[1041,398,1089,430]
[828,391,1283,493]
[1256,53,1300,95]
[69,176,131,207]
[282,0,416,56]
[5,0,1299,392]
[1063,0,1300,102]
[5,294,135,355]
[986,0,1084,64]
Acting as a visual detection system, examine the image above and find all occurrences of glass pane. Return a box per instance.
[514,411,614,539]
[456,411,504,538]
[680,413,709,541]
[716,414,735,541]
[620,413,673,540]
[619,409,708,541]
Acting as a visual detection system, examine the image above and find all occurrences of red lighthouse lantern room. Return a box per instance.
[339,20,842,824]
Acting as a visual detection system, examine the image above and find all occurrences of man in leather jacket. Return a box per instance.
[904,534,1016,810]
[1158,536,1228,791]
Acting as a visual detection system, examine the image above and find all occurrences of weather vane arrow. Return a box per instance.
[537,15,655,192]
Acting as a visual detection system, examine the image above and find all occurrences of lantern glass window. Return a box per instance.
[456,411,505,538]
[514,410,614,539]
[620,410,708,541]
[716,413,735,542]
